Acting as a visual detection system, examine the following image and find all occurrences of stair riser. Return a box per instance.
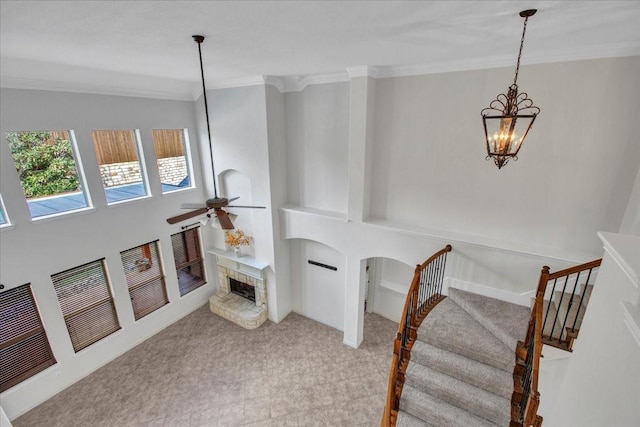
[405,368,510,426]
[410,342,513,400]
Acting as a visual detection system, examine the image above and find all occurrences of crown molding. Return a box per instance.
[4,45,637,100]
[346,66,381,79]
[280,72,350,92]
[0,76,195,101]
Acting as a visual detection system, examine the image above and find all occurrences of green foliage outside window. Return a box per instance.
[8,131,81,198]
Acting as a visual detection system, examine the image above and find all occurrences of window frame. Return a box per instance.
[0,194,10,228]
[171,227,207,296]
[151,128,195,194]
[6,129,93,220]
[91,129,151,206]
[120,240,169,320]
[51,259,121,352]
[0,283,56,392]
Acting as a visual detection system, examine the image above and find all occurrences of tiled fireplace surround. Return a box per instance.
[208,249,268,329]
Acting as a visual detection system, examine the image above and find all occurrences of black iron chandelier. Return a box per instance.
[482,9,540,169]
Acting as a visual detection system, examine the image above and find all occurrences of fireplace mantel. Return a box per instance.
[207,248,269,279]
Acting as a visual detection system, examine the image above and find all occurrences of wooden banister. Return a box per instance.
[513,258,601,426]
[381,245,452,427]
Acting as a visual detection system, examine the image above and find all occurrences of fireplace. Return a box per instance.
[230,277,255,303]
[208,248,269,330]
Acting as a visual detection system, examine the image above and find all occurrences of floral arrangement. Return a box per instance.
[224,229,252,248]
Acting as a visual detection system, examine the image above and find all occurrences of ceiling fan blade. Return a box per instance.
[215,209,235,230]
[228,196,240,203]
[181,203,206,209]
[226,205,266,209]
[167,207,209,224]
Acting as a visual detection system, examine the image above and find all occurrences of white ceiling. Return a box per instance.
[1,1,639,100]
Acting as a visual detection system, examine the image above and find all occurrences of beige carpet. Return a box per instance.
[13,306,397,427]
[397,289,531,426]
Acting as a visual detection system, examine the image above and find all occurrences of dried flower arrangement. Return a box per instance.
[224,229,252,248]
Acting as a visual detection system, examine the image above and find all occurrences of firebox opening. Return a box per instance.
[229,278,255,303]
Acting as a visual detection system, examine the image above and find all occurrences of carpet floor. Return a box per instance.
[13,307,397,427]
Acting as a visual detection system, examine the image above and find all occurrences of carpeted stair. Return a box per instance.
[397,288,531,427]
[536,284,593,342]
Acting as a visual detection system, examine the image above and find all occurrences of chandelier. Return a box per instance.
[482,9,540,169]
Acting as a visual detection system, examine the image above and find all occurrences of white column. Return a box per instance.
[343,257,367,348]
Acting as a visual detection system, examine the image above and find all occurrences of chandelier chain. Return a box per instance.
[513,15,530,87]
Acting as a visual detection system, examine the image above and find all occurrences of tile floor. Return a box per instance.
[13,306,397,427]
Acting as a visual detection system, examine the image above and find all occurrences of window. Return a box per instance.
[152,129,193,193]
[120,241,168,320]
[171,228,206,296]
[0,284,56,392]
[0,195,9,227]
[7,130,90,219]
[91,130,149,204]
[51,259,120,352]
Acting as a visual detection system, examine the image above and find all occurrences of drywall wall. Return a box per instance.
[546,233,640,426]
[370,258,414,322]
[281,57,639,345]
[265,84,293,322]
[284,82,350,214]
[290,239,347,330]
[620,165,640,236]
[369,57,640,256]
[0,88,213,419]
[196,85,291,322]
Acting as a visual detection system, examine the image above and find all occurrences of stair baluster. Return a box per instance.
[381,245,452,427]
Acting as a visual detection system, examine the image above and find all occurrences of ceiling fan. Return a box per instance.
[167,35,265,229]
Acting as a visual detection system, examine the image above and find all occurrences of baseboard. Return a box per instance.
[444,277,534,307]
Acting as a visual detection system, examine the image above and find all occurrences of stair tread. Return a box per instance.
[554,290,588,331]
[540,298,563,340]
[410,340,513,400]
[417,297,516,372]
[448,288,530,350]
[399,383,500,427]
[396,410,432,427]
[405,363,511,425]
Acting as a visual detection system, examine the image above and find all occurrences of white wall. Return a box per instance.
[0,89,214,419]
[281,56,639,345]
[546,233,640,426]
[370,257,415,322]
[620,165,640,236]
[290,239,346,330]
[198,84,292,322]
[369,57,640,257]
[285,82,350,214]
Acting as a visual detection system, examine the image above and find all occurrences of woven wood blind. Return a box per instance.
[91,130,138,165]
[120,240,168,320]
[0,284,56,392]
[171,228,206,296]
[152,129,185,159]
[51,259,120,352]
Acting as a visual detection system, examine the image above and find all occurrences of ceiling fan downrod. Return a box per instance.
[193,35,219,199]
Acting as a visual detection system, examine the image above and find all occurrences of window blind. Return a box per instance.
[0,284,56,392]
[171,228,206,296]
[120,240,168,320]
[51,259,120,352]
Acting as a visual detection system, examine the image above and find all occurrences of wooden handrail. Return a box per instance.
[513,258,601,426]
[381,245,452,427]
[545,259,601,281]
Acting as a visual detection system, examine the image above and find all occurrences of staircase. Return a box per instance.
[381,245,602,427]
[396,288,530,426]
[537,260,600,352]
